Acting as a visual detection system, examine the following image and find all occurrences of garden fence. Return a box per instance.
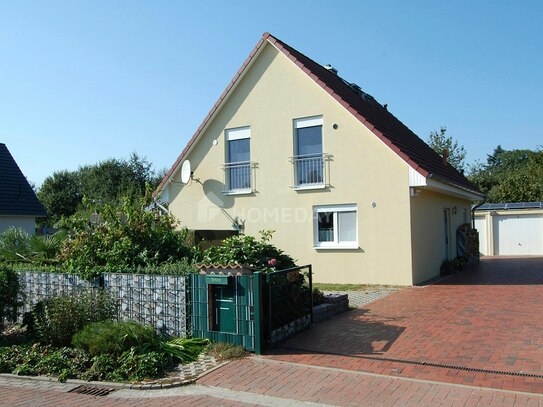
[18,271,188,337]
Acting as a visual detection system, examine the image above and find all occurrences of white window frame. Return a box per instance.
[313,204,358,249]
[224,126,252,195]
[292,116,326,190]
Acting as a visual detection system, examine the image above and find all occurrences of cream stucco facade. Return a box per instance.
[159,40,483,286]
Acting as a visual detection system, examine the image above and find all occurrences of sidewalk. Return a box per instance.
[199,357,543,406]
[2,357,543,406]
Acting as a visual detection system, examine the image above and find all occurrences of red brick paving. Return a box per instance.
[199,357,543,406]
[264,257,543,394]
[0,384,257,406]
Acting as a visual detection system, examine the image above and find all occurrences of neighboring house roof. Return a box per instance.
[156,32,481,196]
[0,143,46,217]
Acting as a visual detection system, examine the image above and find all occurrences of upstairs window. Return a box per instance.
[224,127,252,193]
[293,116,325,188]
[314,204,358,249]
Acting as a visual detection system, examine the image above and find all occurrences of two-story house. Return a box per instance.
[155,33,484,285]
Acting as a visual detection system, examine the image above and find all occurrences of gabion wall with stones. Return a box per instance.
[18,271,188,337]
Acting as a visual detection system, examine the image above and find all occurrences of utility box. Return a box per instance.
[189,265,261,352]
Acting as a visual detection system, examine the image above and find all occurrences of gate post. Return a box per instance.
[253,272,263,355]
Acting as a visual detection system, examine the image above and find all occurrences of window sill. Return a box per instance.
[314,245,359,250]
[292,184,326,191]
[222,189,253,196]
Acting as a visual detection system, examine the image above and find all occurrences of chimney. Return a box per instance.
[442,148,449,165]
[324,64,338,75]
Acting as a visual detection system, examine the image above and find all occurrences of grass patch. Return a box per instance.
[313,283,401,292]
[313,283,372,291]
[206,342,248,362]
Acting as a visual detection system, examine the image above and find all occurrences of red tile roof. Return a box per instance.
[156,33,481,196]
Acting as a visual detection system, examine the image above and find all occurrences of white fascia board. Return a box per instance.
[409,166,483,201]
[408,166,427,187]
[426,178,485,201]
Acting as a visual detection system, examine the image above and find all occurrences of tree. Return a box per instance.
[38,170,82,225]
[59,192,196,279]
[427,126,467,172]
[468,146,543,202]
[38,153,165,226]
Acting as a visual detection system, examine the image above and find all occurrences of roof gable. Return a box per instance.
[156,33,481,196]
[0,143,46,217]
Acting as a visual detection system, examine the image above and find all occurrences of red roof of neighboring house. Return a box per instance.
[156,33,481,196]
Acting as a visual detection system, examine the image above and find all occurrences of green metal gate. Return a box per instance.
[188,265,312,354]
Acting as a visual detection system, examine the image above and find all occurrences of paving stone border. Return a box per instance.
[324,286,402,308]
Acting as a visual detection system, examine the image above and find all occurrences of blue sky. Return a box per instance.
[1,1,542,186]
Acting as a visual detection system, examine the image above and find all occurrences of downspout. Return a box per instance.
[471,196,487,229]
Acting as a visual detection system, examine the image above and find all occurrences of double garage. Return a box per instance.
[474,202,543,256]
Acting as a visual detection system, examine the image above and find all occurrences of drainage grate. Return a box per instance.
[68,385,116,397]
[279,346,543,379]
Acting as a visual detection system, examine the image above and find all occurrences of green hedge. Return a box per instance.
[0,266,20,331]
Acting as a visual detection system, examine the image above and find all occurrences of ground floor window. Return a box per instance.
[313,204,357,249]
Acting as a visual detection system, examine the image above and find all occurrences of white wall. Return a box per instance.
[0,216,37,234]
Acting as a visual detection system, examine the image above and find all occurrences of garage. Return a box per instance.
[474,202,543,256]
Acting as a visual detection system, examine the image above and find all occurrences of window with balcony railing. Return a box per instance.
[223,161,254,193]
[223,126,254,194]
[292,116,330,189]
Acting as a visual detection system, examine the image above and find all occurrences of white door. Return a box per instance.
[474,216,488,255]
[493,214,543,255]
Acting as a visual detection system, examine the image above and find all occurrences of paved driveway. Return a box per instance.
[264,257,543,394]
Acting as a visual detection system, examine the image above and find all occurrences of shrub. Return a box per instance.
[72,320,157,358]
[0,227,65,264]
[59,194,198,279]
[116,348,169,382]
[0,266,20,331]
[28,290,117,347]
[0,227,30,262]
[0,344,91,381]
[156,337,210,364]
[73,320,209,365]
[206,342,248,362]
[202,230,296,272]
[312,288,326,306]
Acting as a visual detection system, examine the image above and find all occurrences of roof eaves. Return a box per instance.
[265,33,455,187]
[153,34,270,196]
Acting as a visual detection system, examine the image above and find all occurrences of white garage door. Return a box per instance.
[493,214,543,255]
[474,217,488,255]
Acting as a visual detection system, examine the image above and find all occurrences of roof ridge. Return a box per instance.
[155,33,481,196]
[266,33,480,194]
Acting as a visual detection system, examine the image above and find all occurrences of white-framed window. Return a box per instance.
[293,116,325,188]
[224,126,251,193]
[313,204,358,249]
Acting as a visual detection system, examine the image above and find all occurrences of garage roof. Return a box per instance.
[475,202,543,211]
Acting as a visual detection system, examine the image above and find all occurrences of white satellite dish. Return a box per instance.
[180,160,192,184]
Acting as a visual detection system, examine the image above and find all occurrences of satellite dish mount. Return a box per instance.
[180,160,201,185]
[181,160,192,184]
